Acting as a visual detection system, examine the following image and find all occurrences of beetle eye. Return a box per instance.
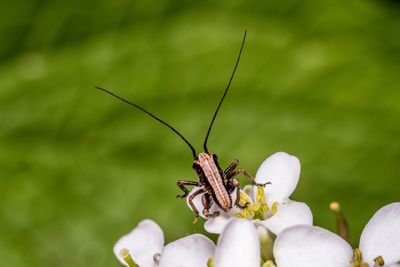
[213,154,218,161]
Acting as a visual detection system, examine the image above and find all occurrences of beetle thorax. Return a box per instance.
[197,153,232,211]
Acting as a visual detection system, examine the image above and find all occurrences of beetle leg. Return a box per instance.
[223,159,239,179]
[236,168,270,187]
[227,178,247,209]
[202,193,221,218]
[188,188,205,223]
[176,180,200,198]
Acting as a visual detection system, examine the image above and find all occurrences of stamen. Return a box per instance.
[240,192,252,206]
[256,186,265,203]
[271,202,279,215]
[119,248,139,267]
[236,188,269,219]
[373,256,384,266]
[236,192,255,218]
[207,257,215,267]
[256,186,269,213]
[352,248,365,267]
[236,207,254,219]
[262,260,277,267]
[258,227,275,261]
[330,201,350,242]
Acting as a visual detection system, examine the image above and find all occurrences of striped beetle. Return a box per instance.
[96,30,267,221]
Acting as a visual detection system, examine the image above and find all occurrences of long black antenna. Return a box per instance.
[203,29,247,153]
[95,86,198,158]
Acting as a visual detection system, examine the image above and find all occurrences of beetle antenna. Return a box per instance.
[95,86,198,158]
[203,29,247,153]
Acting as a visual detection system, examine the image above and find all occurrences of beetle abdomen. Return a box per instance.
[198,153,232,211]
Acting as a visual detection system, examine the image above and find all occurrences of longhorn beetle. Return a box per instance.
[95,30,268,221]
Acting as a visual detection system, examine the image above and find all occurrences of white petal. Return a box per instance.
[254,152,301,206]
[359,202,400,266]
[274,225,353,267]
[158,234,215,267]
[187,186,238,220]
[204,189,249,234]
[214,219,260,267]
[113,220,164,267]
[204,213,236,234]
[259,200,313,235]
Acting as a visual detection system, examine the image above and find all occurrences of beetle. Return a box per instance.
[95,30,267,221]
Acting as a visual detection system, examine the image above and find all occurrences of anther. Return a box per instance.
[119,248,139,267]
[353,248,363,267]
[207,257,215,267]
[256,186,269,212]
[354,248,362,260]
[256,186,265,203]
[236,207,254,219]
[239,192,251,206]
[374,256,384,266]
[271,202,279,215]
[330,201,350,242]
[262,260,277,267]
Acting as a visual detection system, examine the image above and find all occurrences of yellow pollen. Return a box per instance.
[119,248,139,267]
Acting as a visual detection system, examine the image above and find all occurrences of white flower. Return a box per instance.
[274,202,400,267]
[214,218,260,267]
[188,152,313,236]
[114,219,215,267]
[114,220,164,267]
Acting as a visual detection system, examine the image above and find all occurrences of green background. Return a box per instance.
[1,0,399,266]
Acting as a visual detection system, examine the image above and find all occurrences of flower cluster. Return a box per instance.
[113,152,400,267]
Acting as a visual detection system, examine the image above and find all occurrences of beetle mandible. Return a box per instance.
[96,30,268,221]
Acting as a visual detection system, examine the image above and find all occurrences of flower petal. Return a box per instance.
[254,152,301,206]
[204,213,236,234]
[158,234,215,267]
[359,202,400,266]
[274,225,353,267]
[204,189,250,234]
[214,219,260,267]
[259,200,313,235]
[113,220,164,267]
